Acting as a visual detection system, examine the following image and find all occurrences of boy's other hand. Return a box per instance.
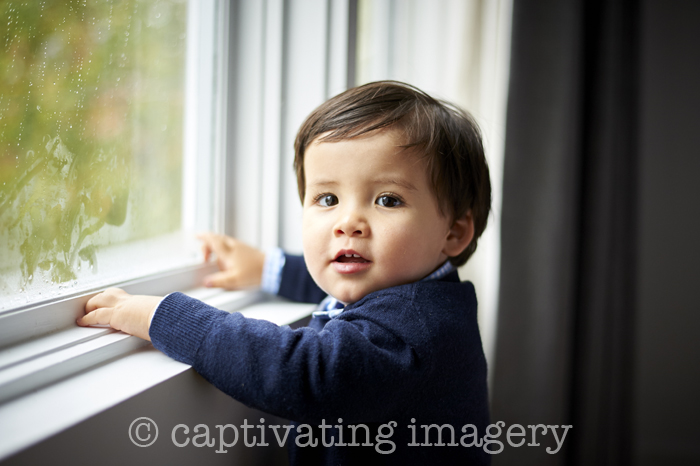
[78,288,161,341]
[198,233,264,290]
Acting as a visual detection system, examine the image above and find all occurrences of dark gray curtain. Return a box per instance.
[491,0,639,465]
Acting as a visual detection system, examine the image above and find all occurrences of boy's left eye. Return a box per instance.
[376,195,402,207]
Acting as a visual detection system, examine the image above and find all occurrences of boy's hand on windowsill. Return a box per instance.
[197,233,264,290]
[78,288,161,341]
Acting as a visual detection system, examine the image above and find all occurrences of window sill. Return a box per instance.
[0,277,314,461]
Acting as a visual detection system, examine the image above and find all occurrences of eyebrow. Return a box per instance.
[307,178,418,191]
[306,180,338,189]
[373,177,418,191]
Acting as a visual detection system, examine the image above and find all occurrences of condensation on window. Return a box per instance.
[0,0,188,305]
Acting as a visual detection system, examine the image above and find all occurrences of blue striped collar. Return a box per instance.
[312,260,455,319]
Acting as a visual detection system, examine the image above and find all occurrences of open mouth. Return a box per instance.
[333,250,370,263]
[332,250,371,274]
[332,250,372,274]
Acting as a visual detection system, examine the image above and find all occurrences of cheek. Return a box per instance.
[302,214,332,292]
[378,223,415,261]
[302,213,325,264]
[384,217,445,261]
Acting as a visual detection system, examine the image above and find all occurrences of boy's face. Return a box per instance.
[302,129,453,304]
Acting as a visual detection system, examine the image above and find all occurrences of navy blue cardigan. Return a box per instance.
[150,254,490,464]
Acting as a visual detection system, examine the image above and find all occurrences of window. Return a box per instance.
[0,0,355,419]
[0,0,221,313]
[0,0,231,417]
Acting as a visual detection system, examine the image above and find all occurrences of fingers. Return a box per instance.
[79,291,160,341]
[203,270,238,289]
[197,233,216,263]
[81,288,125,327]
[196,233,263,289]
[197,233,234,265]
[77,306,113,327]
[85,288,124,313]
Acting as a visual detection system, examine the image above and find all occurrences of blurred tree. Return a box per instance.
[0,0,186,286]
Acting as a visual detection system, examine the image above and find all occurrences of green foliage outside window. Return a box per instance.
[0,0,187,291]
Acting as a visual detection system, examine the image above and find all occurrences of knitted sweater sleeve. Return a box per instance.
[149,290,430,424]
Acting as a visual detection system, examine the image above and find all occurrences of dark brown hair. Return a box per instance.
[294,80,491,266]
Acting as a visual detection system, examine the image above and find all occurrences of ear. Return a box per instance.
[442,210,475,258]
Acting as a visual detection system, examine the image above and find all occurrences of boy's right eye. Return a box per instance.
[317,194,338,207]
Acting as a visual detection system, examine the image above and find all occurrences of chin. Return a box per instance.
[336,294,359,305]
[334,287,375,305]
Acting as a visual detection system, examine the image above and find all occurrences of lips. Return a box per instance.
[332,249,371,274]
[334,249,369,262]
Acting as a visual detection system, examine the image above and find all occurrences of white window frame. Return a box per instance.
[0,0,357,460]
[0,0,229,349]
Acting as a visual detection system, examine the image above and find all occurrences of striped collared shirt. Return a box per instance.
[312,260,456,319]
[262,248,456,319]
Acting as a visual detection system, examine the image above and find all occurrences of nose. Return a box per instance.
[334,206,370,238]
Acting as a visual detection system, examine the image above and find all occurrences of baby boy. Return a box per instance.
[78,81,492,464]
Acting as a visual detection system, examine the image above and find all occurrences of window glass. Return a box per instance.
[0,0,199,308]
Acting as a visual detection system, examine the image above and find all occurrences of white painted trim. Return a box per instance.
[0,293,314,461]
[259,0,285,250]
[0,346,190,462]
[0,331,149,406]
[183,0,219,234]
[0,263,217,349]
[0,264,217,405]
[229,0,265,245]
[181,0,200,233]
[212,0,232,234]
[327,0,350,98]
